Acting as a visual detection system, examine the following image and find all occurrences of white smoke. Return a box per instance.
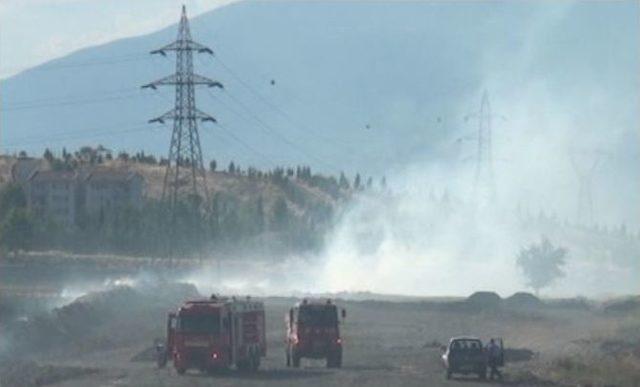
[317,2,640,298]
[166,1,639,299]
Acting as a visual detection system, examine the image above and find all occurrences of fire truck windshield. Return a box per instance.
[298,306,337,327]
[178,313,220,334]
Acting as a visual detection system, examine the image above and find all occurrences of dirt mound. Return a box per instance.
[0,359,97,387]
[504,292,544,309]
[547,297,591,310]
[466,291,502,308]
[602,296,640,314]
[8,282,199,355]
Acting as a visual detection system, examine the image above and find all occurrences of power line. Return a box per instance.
[7,120,144,144]
[214,122,278,167]
[219,88,341,173]
[205,55,354,151]
[1,90,145,112]
[5,122,154,148]
[2,87,139,108]
[3,53,154,75]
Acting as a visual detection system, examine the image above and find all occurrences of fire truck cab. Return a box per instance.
[165,295,266,375]
[285,299,345,368]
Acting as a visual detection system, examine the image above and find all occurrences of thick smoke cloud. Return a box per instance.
[319,1,640,297]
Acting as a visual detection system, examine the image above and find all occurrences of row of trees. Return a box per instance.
[3,147,394,257]
[36,147,387,197]
[518,208,638,242]
[45,152,372,208]
[0,182,333,257]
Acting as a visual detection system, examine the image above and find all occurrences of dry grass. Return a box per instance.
[547,354,640,387]
[535,311,640,387]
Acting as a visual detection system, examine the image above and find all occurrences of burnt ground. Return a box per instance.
[2,285,639,387]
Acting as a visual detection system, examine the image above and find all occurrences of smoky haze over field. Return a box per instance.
[245,3,639,298]
[318,2,640,298]
[146,2,640,298]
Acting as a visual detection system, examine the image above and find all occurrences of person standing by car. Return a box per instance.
[486,339,502,380]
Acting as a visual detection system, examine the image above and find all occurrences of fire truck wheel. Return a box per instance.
[327,352,342,368]
[292,353,301,368]
[176,367,186,375]
[156,352,167,369]
[251,352,260,372]
[286,350,291,367]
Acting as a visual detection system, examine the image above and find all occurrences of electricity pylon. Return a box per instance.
[570,150,606,226]
[465,90,501,205]
[143,5,222,210]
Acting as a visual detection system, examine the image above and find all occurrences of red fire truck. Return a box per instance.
[161,295,266,374]
[285,299,346,368]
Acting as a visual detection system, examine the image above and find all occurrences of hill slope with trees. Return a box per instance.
[0,147,377,258]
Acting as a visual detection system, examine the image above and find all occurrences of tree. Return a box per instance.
[339,172,350,190]
[0,208,34,253]
[228,161,236,174]
[0,184,27,220]
[117,152,130,162]
[354,173,361,190]
[272,196,289,231]
[516,237,568,295]
[209,159,217,172]
[43,148,54,163]
[255,196,265,233]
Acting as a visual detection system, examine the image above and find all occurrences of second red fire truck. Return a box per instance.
[285,299,346,368]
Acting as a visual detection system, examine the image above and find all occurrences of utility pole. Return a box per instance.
[143,5,222,210]
[465,90,498,205]
[570,150,605,226]
[143,5,222,259]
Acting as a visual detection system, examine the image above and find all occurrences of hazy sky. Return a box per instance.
[0,0,237,79]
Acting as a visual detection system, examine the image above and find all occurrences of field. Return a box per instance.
[2,270,639,387]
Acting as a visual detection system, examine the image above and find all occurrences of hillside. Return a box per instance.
[2,1,637,179]
[1,152,346,201]
[0,151,355,257]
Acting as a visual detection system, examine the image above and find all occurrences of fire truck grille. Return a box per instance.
[186,347,209,364]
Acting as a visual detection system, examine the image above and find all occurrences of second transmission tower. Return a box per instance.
[465,90,497,205]
[143,5,222,209]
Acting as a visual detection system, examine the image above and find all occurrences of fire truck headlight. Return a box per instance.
[336,338,342,345]
[212,352,219,360]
